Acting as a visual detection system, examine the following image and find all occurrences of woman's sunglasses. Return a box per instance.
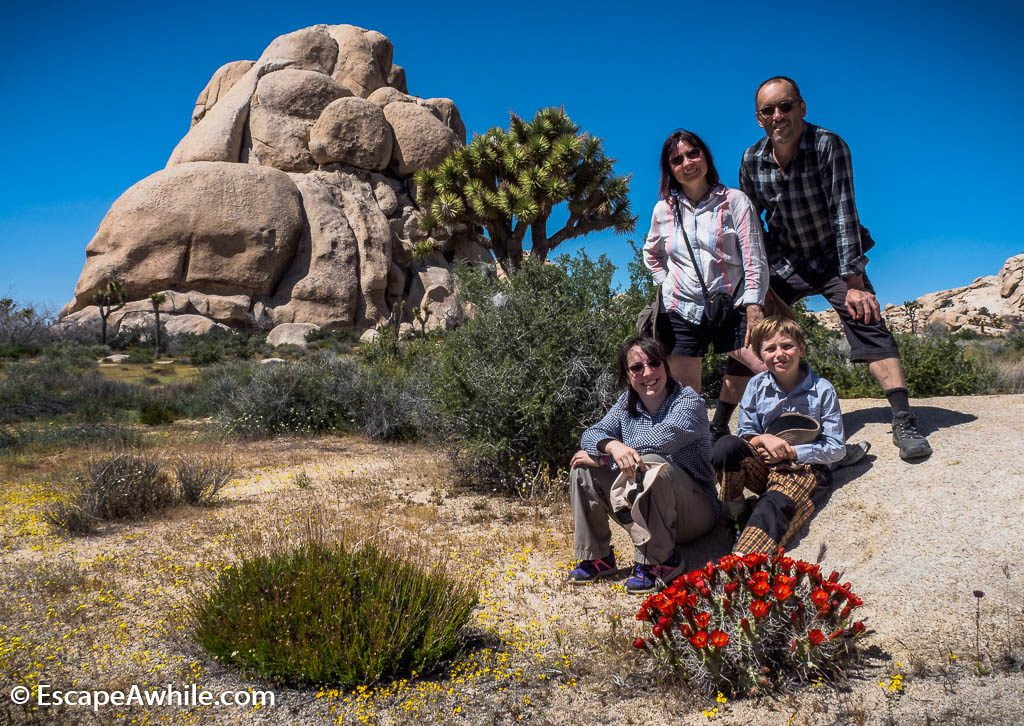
[757,100,799,119]
[669,148,703,166]
[627,359,663,375]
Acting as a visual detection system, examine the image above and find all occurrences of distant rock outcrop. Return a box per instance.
[811,254,1024,335]
[62,24,480,341]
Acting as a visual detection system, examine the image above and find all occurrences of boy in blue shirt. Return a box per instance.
[711,316,846,553]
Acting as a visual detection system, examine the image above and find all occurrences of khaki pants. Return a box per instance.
[570,454,715,565]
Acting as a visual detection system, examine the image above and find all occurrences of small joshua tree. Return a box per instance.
[902,300,923,335]
[93,277,126,346]
[968,306,1002,336]
[415,107,636,275]
[149,292,167,357]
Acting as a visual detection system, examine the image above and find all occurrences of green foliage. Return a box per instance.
[175,328,269,365]
[0,356,140,423]
[46,450,176,534]
[0,298,53,357]
[137,394,180,426]
[425,253,633,495]
[304,326,358,354]
[174,454,236,505]
[415,107,636,272]
[218,354,361,437]
[0,423,139,458]
[190,539,477,687]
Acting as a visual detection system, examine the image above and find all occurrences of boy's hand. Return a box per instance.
[570,450,600,468]
[752,434,797,464]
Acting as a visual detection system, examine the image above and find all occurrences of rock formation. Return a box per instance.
[811,253,1024,335]
[62,24,486,342]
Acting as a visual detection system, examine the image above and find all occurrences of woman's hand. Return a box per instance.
[604,440,646,479]
[744,304,765,347]
[569,450,600,469]
[751,434,797,464]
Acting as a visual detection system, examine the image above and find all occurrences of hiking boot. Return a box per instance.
[625,554,685,594]
[568,550,617,585]
[831,441,871,471]
[891,412,932,461]
[709,422,730,445]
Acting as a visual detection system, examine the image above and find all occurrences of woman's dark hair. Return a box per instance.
[658,129,720,201]
[617,336,678,416]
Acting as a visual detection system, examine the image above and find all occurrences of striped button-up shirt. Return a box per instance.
[581,385,720,516]
[737,364,846,466]
[643,185,768,325]
[739,123,872,281]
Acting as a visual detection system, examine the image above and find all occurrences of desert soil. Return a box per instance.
[1,394,1022,725]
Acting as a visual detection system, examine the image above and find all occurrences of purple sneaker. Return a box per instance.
[568,551,617,585]
[625,555,685,594]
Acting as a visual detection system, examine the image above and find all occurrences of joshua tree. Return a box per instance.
[969,306,1002,335]
[902,299,923,335]
[149,292,167,357]
[93,277,126,346]
[415,107,636,275]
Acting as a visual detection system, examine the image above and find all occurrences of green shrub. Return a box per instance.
[137,392,180,425]
[0,423,140,456]
[190,539,477,687]
[897,333,994,396]
[218,353,360,437]
[175,360,261,418]
[305,327,358,353]
[353,335,437,441]
[0,356,140,423]
[425,253,633,495]
[176,329,269,366]
[45,450,176,534]
[174,454,236,505]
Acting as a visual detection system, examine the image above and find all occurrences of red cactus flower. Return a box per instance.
[718,554,740,572]
[689,631,709,648]
[652,625,664,638]
[636,608,651,621]
[657,615,673,630]
[748,579,771,597]
[633,637,647,650]
[750,600,771,618]
[710,629,730,648]
[693,611,711,630]
[773,584,794,601]
[679,622,692,637]
[828,571,840,583]
[828,628,845,640]
[721,597,732,611]
[776,556,795,571]
[686,593,700,608]
[850,621,866,635]
[724,580,740,595]
[808,629,825,646]
[810,589,830,608]
[742,552,768,569]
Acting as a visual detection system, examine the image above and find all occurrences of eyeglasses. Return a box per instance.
[627,359,663,375]
[757,99,800,119]
[669,148,702,166]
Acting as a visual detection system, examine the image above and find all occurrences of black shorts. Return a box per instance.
[771,269,899,362]
[656,307,745,358]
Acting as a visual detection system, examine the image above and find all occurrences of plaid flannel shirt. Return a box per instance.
[739,123,871,281]
[581,385,720,516]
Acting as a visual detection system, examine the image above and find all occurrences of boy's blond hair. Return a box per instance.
[749,315,807,358]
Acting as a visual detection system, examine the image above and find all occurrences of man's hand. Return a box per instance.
[751,434,797,465]
[744,303,765,347]
[570,450,599,469]
[843,275,881,324]
[604,440,647,480]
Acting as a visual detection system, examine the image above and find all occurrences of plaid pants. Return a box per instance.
[713,436,832,554]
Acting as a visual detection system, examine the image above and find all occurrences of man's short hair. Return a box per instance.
[749,315,807,357]
[755,76,803,104]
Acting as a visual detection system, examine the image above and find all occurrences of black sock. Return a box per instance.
[885,388,911,416]
[712,400,738,428]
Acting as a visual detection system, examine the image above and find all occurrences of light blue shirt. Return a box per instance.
[737,364,845,466]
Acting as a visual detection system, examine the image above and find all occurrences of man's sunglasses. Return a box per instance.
[669,148,703,166]
[758,100,800,118]
[627,359,663,375]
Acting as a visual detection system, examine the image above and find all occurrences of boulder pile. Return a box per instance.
[61,24,488,342]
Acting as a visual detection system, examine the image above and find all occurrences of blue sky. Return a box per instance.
[1,0,1021,312]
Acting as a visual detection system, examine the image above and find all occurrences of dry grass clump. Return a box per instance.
[44,450,175,534]
[173,453,235,505]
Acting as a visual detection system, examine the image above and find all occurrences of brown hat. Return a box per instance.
[765,412,820,445]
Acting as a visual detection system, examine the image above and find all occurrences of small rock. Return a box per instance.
[267,322,321,348]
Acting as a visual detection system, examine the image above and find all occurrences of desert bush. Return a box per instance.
[190,539,477,687]
[632,551,868,696]
[175,359,261,418]
[174,454,236,504]
[0,422,140,456]
[353,334,438,441]
[0,356,141,422]
[218,353,360,437]
[137,396,179,426]
[0,298,54,357]
[305,327,358,353]
[175,328,269,366]
[424,253,632,495]
[45,450,176,533]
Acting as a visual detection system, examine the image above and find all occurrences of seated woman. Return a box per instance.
[711,316,846,554]
[567,336,720,594]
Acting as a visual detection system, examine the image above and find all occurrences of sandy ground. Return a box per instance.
[1,394,1022,725]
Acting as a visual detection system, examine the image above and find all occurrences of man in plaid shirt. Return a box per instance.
[738,76,932,461]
